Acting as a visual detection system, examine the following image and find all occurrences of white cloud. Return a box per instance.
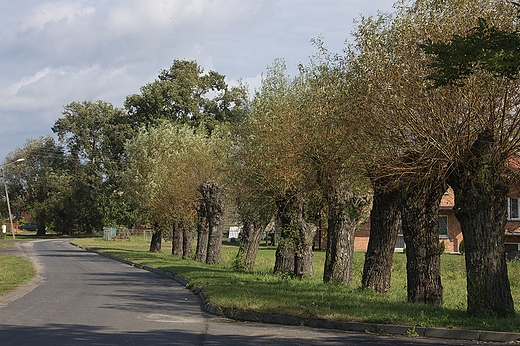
[0,0,396,159]
[18,2,95,32]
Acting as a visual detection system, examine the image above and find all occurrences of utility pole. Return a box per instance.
[2,158,25,240]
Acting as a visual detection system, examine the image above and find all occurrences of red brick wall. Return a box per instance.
[354,210,464,253]
[439,210,463,253]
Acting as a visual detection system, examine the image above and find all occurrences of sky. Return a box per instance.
[0,0,396,161]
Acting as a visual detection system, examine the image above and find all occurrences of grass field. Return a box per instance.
[73,236,520,332]
[0,254,35,295]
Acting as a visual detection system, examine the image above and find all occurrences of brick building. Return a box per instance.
[351,183,520,254]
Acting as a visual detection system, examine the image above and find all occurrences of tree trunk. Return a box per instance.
[236,219,267,270]
[294,217,317,279]
[323,180,371,285]
[274,198,296,274]
[171,221,183,257]
[183,230,194,259]
[149,228,162,253]
[195,199,208,262]
[273,194,316,278]
[274,243,295,274]
[195,214,209,262]
[36,216,47,237]
[198,181,224,265]
[448,129,514,317]
[401,178,445,306]
[362,185,401,293]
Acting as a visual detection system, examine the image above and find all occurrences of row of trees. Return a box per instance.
[2,0,520,318]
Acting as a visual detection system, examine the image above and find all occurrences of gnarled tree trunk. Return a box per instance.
[172,220,183,257]
[362,184,401,293]
[183,230,194,259]
[274,199,295,274]
[401,178,445,306]
[448,129,514,317]
[273,193,316,278]
[323,180,371,285]
[198,181,224,264]
[195,199,208,262]
[294,217,317,279]
[236,219,268,270]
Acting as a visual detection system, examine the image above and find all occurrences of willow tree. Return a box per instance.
[124,122,227,256]
[356,0,519,313]
[295,48,373,285]
[353,0,478,304]
[421,0,520,317]
[226,156,273,270]
[123,59,246,257]
[233,60,319,278]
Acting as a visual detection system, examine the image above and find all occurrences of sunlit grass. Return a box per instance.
[0,239,15,249]
[0,254,35,295]
[75,236,520,332]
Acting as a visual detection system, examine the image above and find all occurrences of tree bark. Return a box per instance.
[236,219,267,270]
[274,197,296,274]
[362,184,401,293]
[198,181,224,265]
[273,194,316,278]
[149,227,162,253]
[171,220,183,257]
[36,216,47,237]
[448,129,514,317]
[323,180,371,285]
[182,230,194,259]
[195,199,208,262]
[274,243,295,274]
[294,217,317,279]
[401,178,445,306]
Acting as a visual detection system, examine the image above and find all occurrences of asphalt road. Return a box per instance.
[0,239,510,345]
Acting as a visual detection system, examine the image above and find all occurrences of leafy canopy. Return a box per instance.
[421,3,520,86]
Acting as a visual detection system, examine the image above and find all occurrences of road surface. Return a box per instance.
[0,239,508,345]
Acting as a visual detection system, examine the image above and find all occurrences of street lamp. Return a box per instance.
[2,158,25,240]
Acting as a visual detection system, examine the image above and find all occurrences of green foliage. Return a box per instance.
[51,100,134,232]
[4,137,71,234]
[421,17,520,87]
[124,122,229,231]
[403,326,419,337]
[124,59,249,133]
[232,248,247,272]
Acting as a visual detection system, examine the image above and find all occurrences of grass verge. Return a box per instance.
[75,236,520,332]
[0,254,35,295]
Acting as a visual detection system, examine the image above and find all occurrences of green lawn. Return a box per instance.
[0,254,35,295]
[73,236,520,332]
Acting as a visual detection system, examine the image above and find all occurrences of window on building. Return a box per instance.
[508,198,520,221]
[438,215,448,238]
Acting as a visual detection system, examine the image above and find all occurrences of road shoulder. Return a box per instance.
[0,241,44,307]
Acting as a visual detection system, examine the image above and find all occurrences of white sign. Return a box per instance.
[2,225,6,233]
[229,226,240,239]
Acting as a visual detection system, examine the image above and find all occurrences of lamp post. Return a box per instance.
[2,158,25,240]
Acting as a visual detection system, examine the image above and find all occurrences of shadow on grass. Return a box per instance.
[75,239,520,333]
